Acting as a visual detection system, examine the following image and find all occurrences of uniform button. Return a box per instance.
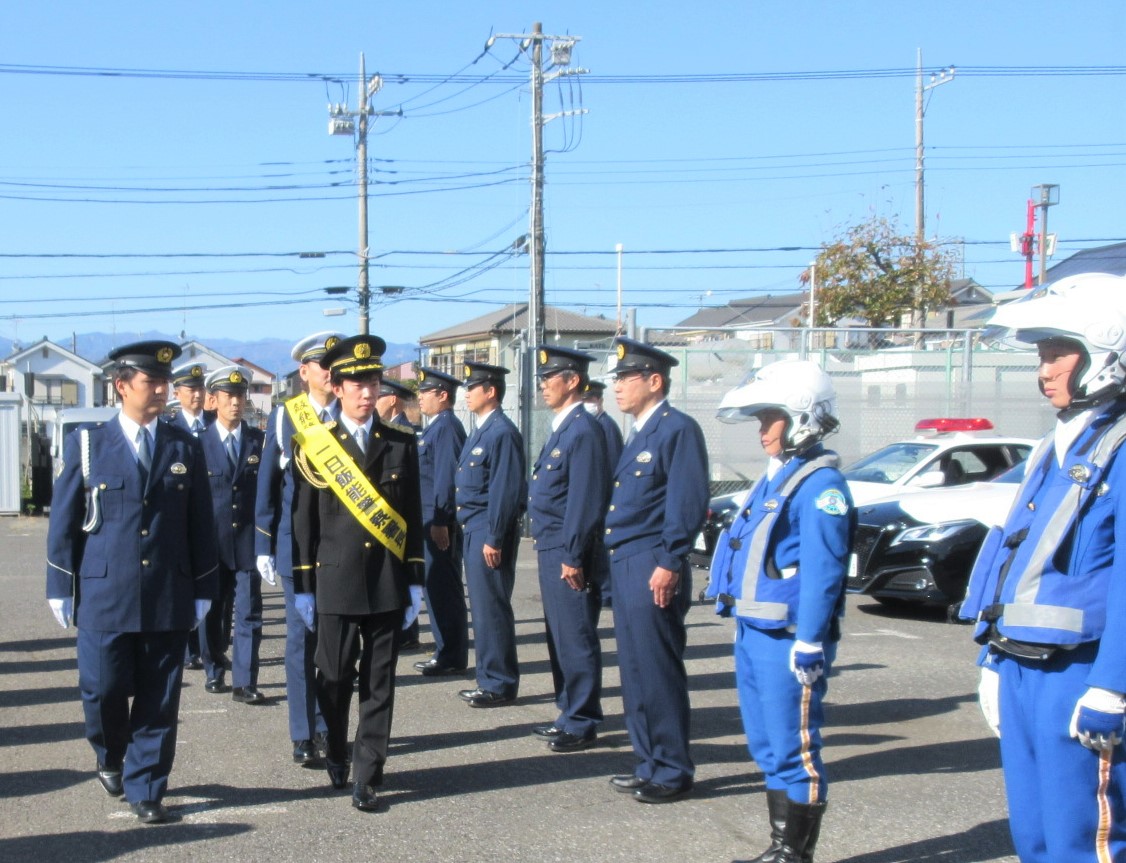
[232,504,238,510]
[391,473,398,480]
[609,505,615,511]
[364,541,372,549]
[99,483,107,490]
[232,485,238,491]
[635,471,642,476]
[457,505,462,511]
[605,528,611,534]
[140,529,149,537]
[532,474,538,480]
[141,559,150,566]
[143,500,149,506]
[609,548,615,556]
[614,481,620,487]
[232,522,239,528]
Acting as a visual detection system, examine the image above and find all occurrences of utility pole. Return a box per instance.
[1032,183,1060,285]
[487,23,587,470]
[328,53,401,335]
[912,50,955,330]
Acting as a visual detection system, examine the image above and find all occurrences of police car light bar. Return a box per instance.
[915,417,995,433]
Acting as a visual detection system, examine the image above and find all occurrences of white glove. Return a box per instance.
[295,593,316,632]
[1069,687,1126,752]
[48,597,72,629]
[789,640,825,687]
[256,554,277,586]
[192,599,212,631]
[978,667,1001,738]
[402,585,424,630]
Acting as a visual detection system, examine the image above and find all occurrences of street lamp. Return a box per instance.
[1032,184,1060,285]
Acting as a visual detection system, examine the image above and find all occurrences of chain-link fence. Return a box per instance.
[449,327,1052,492]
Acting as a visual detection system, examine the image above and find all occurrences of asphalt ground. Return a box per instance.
[0,515,1017,863]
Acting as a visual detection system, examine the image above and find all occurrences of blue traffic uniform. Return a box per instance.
[254,398,334,744]
[528,403,610,737]
[455,409,526,698]
[47,416,218,806]
[603,402,709,788]
[200,421,264,689]
[418,407,469,669]
[706,446,855,805]
[961,403,1126,862]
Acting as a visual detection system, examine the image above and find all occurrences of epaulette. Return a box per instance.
[294,445,330,489]
[382,420,415,435]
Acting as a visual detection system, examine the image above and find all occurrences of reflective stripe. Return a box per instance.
[738,454,839,618]
[1003,412,1126,627]
[1001,602,1084,633]
[734,599,789,621]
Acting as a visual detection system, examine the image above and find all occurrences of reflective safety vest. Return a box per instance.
[708,452,840,631]
[962,406,1126,647]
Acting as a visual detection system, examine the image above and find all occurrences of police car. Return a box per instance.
[692,418,1033,570]
[843,418,1034,506]
[846,459,1025,610]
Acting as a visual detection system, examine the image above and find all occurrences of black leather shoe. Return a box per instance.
[95,763,123,797]
[549,730,597,753]
[130,800,171,823]
[351,782,379,812]
[634,781,693,804]
[204,675,227,694]
[466,689,515,708]
[531,724,564,739]
[609,774,647,793]
[231,686,266,705]
[458,687,485,702]
[293,739,316,765]
[326,760,350,790]
[416,658,468,677]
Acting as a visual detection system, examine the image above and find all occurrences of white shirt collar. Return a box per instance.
[551,401,582,432]
[475,408,497,430]
[118,412,159,450]
[1055,409,1097,465]
[631,399,667,435]
[339,414,373,438]
[217,422,241,443]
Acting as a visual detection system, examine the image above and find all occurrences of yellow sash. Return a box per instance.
[286,394,407,561]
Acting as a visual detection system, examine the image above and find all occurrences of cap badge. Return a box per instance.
[354,343,371,359]
[325,336,340,351]
[538,349,548,365]
[420,371,428,381]
[191,365,203,378]
[156,347,174,363]
[1069,464,1091,483]
[464,364,472,378]
[616,343,626,360]
[228,371,243,384]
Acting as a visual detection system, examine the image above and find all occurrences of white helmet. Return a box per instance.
[987,272,1126,408]
[717,359,840,453]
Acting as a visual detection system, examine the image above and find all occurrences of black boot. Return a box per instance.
[775,800,826,863]
[748,789,790,863]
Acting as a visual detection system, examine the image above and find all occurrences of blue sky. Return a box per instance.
[1,1,1123,350]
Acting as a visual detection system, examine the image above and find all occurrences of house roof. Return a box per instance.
[676,293,805,329]
[1030,241,1126,287]
[421,303,617,344]
[4,338,104,373]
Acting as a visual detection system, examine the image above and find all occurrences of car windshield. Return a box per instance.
[843,442,939,484]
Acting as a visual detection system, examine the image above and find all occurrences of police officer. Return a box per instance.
[412,368,470,677]
[47,340,218,824]
[376,378,417,431]
[707,360,855,863]
[254,331,342,765]
[603,337,708,803]
[961,273,1126,862]
[168,360,210,670]
[290,335,425,812]
[582,379,623,606]
[528,346,610,752]
[199,365,266,705]
[455,362,526,708]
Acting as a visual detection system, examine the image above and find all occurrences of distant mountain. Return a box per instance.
[2,332,417,377]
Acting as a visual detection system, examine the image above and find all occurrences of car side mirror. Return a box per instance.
[909,470,947,489]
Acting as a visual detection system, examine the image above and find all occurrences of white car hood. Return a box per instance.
[886,482,1020,529]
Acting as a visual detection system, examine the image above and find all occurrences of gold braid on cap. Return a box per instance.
[293,445,330,490]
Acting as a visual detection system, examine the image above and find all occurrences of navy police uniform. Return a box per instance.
[707,445,855,806]
[583,379,623,604]
[416,368,469,671]
[603,338,709,792]
[46,340,218,812]
[529,347,611,743]
[198,366,265,699]
[290,335,425,797]
[255,331,341,753]
[455,362,527,701]
[962,402,1126,861]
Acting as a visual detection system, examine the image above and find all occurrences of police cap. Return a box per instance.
[291,331,345,364]
[584,379,608,397]
[417,367,461,394]
[108,340,181,378]
[206,364,250,394]
[536,345,594,378]
[171,361,207,389]
[322,334,386,378]
[378,378,414,400]
[462,361,509,389]
[611,336,679,377]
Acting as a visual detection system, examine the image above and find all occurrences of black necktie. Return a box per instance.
[225,434,238,470]
[137,429,153,477]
